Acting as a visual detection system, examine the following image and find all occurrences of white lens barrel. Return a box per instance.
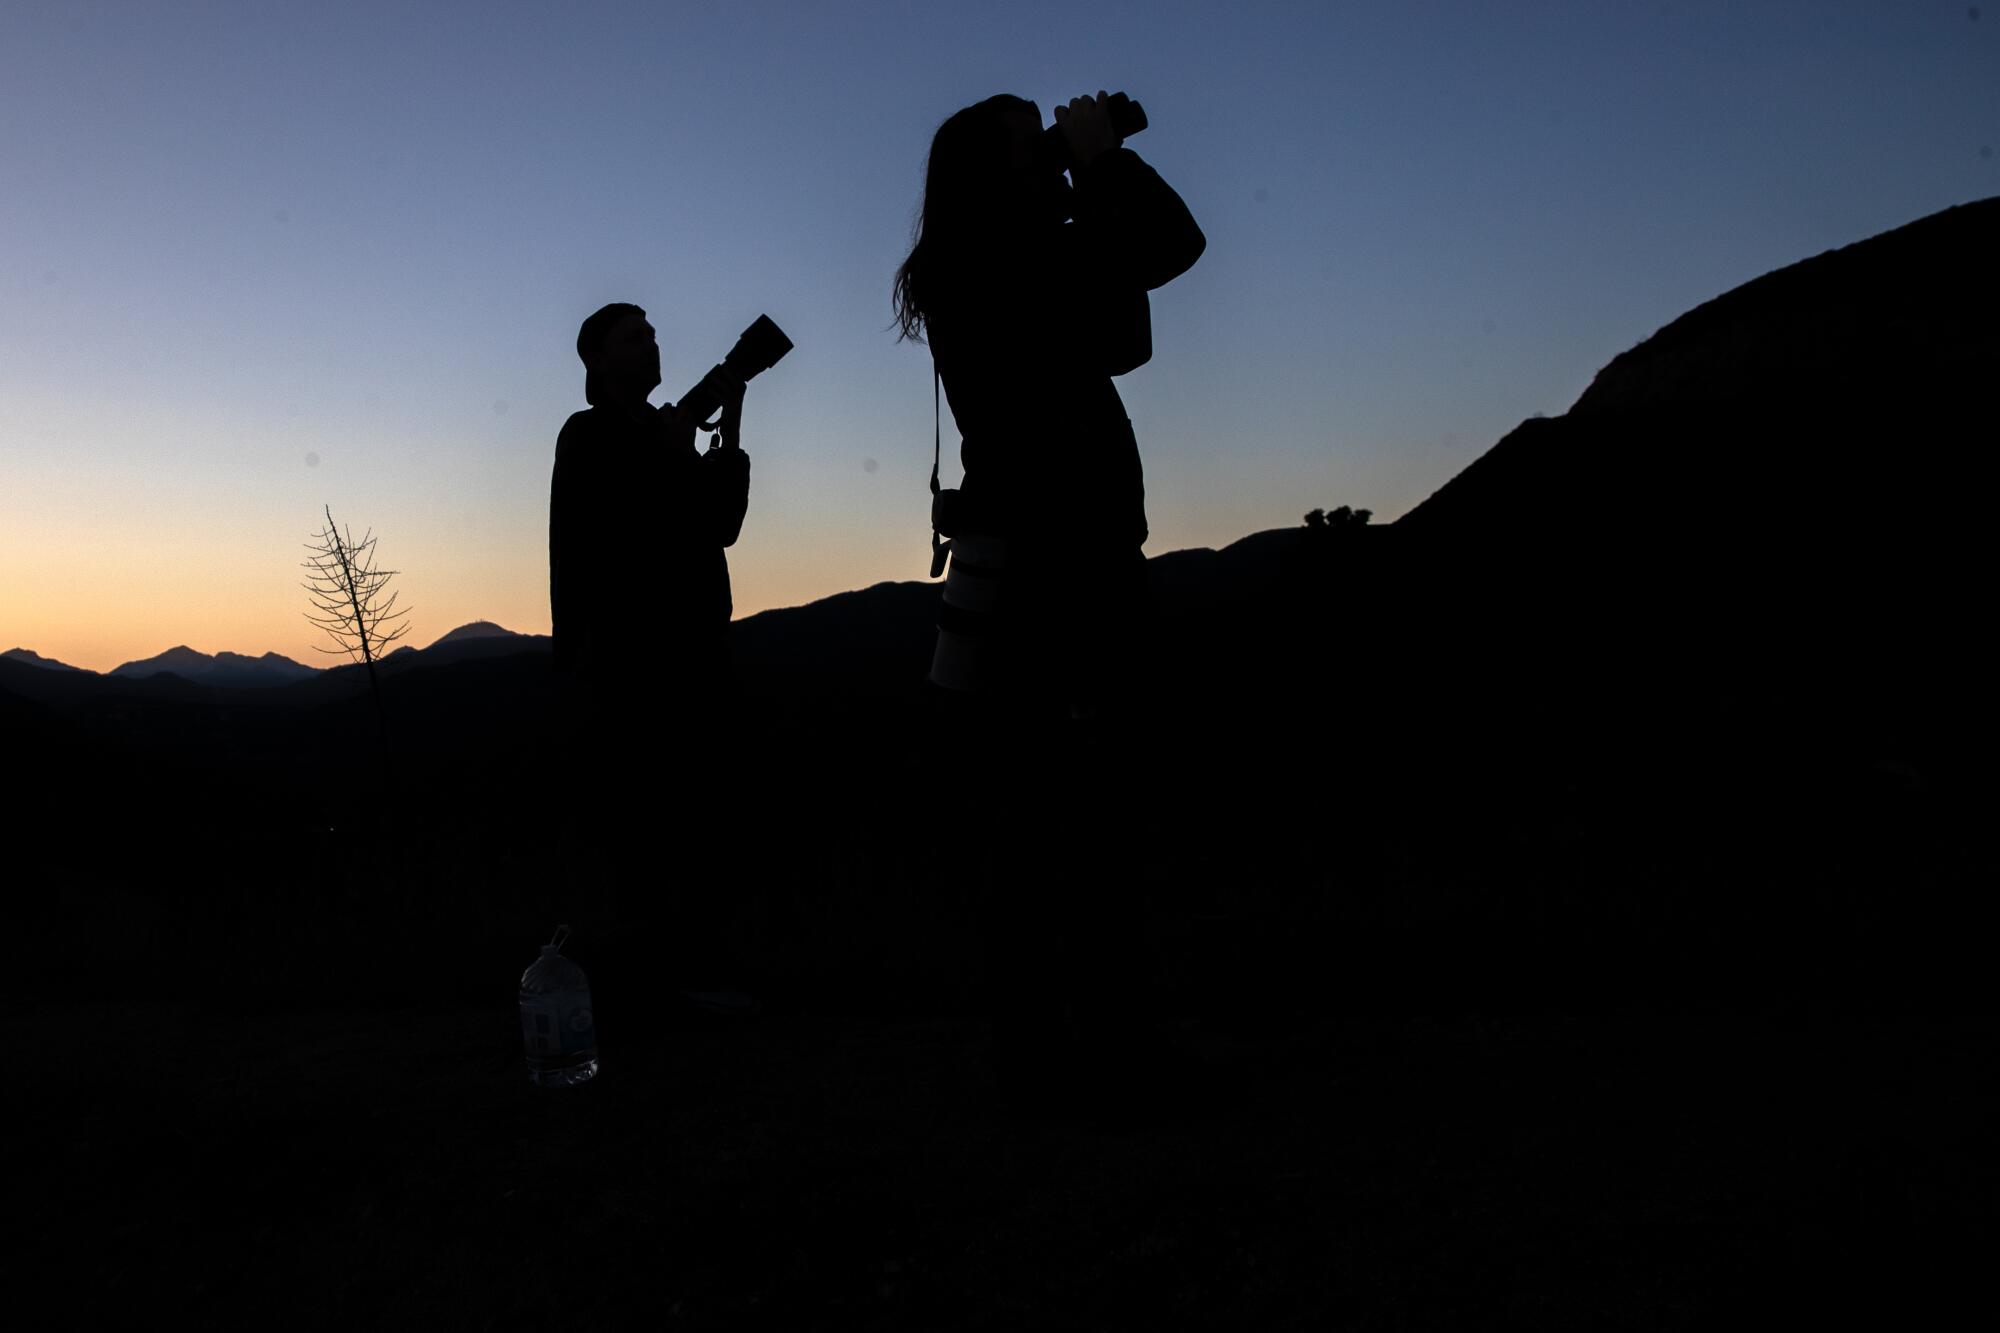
[929,534,1010,693]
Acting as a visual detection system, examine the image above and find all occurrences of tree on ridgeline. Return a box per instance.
[1304,504,1372,532]
[303,504,412,755]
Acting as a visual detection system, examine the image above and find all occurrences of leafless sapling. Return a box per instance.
[303,504,412,747]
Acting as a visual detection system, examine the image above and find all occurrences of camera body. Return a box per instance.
[1034,92,1148,175]
[676,314,794,441]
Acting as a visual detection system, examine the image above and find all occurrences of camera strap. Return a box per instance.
[929,363,949,579]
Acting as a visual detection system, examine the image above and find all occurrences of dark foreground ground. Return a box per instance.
[14,564,1997,1327]
[27,989,1996,1330]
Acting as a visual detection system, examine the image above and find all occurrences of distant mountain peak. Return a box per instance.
[2,647,91,673]
[109,645,318,685]
[113,646,209,676]
[426,621,521,650]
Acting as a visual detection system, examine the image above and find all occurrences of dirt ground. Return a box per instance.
[26,993,1996,1330]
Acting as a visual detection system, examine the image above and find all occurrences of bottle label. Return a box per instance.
[520,988,597,1061]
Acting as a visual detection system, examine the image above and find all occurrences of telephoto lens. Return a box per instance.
[722,315,793,382]
[677,314,794,435]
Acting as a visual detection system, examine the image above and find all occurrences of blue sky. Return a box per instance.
[2,1,1993,669]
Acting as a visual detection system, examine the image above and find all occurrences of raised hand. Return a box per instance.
[716,380,744,452]
[1053,90,1120,168]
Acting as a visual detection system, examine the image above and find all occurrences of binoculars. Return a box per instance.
[677,314,794,442]
[1034,92,1148,175]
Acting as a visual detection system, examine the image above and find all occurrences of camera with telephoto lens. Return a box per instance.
[677,314,794,443]
[1034,92,1148,175]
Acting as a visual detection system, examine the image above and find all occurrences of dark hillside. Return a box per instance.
[11,197,2000,1331]
[5,197,1992,1039]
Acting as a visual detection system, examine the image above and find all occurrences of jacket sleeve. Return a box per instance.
[1063,147,1207,375]
[1068,147,1207,293]
[549,415,600,677]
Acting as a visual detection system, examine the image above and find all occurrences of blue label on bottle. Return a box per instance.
[521,988,596,1060]
[561,992,596,1054]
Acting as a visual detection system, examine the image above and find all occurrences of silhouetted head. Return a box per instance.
[577,302,661,408]
[894,94,1071,342]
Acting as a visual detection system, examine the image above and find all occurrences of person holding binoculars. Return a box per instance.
[901,91,1204,707]
[895,90,1207,1110]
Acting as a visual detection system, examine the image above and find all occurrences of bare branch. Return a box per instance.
[303,504,413,676]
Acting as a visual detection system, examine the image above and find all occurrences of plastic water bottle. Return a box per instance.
[519,924,598,1088]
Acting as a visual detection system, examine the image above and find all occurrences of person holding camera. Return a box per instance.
[894,92,1206,1112]
[548,301,756,1035]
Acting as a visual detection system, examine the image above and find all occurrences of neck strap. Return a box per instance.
[929,363,946,577]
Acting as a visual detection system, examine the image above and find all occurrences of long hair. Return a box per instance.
[892,94,1039,344]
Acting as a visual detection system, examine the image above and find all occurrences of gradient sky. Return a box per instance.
[3,1,1993,671]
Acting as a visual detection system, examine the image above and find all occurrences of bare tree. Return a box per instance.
[303,504,412,743]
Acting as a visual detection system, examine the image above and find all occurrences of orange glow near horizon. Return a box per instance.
[0,356,1364,676]
[0,525,933,674]
[1,502,1289,674]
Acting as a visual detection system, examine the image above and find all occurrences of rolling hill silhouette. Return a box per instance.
[6,197,1991,788]
[0,622,555,709]
[7,196,1994,1017]
[317,621,548,686]
[2,647,89,673]
[111,646,320,688]
[425,620,523,648]
[1382,194,1997,774]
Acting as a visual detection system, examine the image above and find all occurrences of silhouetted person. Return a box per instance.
[549,301,754,1028]
[552,302,748,700]
[895,92,1205,1111]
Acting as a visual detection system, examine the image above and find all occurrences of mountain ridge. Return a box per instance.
[425,620,522,650]
[110,645,319,688]
[7,621,533,682]
[2,647,91,674]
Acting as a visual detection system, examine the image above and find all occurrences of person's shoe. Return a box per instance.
[645,986,762,1031]
[986,1019,1087,1119]
[681,988,761,1019]
[1070,1023,1223,1132]
[600,983,764,1043]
